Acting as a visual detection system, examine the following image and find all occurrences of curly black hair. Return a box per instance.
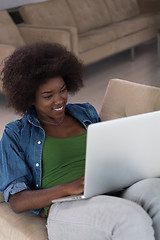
[2,42,84,114]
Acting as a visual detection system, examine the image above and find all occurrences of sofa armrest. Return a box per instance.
[34,25,79,55]
[55,26,78,55]
[99,79,160,121]
[55,25,78,56]
[18,24,78,55]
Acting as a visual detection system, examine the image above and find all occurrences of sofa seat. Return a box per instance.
[0,202,48,240]
[79,12,160,54]
[79,26,117,53]
[113,13,160,39]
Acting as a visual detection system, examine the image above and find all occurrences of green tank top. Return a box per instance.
[42,132,87,214]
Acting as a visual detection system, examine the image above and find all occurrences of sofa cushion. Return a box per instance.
[78,10,158,54]
[67,0,112,33]
[0,203,47,240]
[104,0,140,23]
[0,11,25,47]
[79,26,116,53]
[113,13,159,39]
[19,0,76,27]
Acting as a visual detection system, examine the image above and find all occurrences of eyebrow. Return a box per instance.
[41,83,66,94]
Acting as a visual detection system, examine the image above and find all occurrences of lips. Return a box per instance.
[55,106,63,111]
[52,105,64,112]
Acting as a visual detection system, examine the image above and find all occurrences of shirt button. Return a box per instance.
[37,141,41,144]
[36,163,39,167]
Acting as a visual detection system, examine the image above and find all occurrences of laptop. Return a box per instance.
[52,110,160,203]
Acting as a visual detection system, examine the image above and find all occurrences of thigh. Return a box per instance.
[121,178,160,240]
[121,178,160,211]
[47,195,154,240]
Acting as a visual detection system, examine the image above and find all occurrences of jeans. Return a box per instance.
[47,193,155,239]
[121,178,160,240]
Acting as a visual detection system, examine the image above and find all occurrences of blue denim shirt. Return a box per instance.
[0,103,100,214]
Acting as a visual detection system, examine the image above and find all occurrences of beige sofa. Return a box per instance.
[1,79,160,239]
[19,0,160,65]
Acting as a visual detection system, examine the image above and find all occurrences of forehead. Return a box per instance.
[38,77,65,92]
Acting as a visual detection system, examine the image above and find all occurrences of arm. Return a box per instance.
[1,122,83,214]
[9,176,84,213]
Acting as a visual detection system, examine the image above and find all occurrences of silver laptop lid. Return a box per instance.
[84,111,160,198]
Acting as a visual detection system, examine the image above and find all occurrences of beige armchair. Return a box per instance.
[1,79,160,239]
[0,10,73,92]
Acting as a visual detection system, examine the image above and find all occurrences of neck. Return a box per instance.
[39,115,65,127]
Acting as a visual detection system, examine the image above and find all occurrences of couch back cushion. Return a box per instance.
[0,10,25,47]
[67,0,112,33]
[19,0,76,27]
[104,0,140,23]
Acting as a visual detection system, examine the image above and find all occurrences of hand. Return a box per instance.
[65,176,84,196]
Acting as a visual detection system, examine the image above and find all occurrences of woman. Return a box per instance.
[0,42,157,239]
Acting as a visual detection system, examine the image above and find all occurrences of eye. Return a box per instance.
[60,87,67,93]
[44,95,53,99]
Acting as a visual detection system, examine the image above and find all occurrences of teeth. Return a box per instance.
[55,106,63,111]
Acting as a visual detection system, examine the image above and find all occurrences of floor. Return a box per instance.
[0,39,160,138]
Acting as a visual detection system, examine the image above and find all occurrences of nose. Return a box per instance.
[53,93,64,106]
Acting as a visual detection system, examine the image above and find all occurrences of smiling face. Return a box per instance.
[34,76,68,124]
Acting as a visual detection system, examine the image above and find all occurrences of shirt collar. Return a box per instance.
[66,104,92,129]
[26,107,41,127]
[25,105,92,129]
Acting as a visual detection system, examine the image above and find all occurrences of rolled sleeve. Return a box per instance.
[4,182,30,203]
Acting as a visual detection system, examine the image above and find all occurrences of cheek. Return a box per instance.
[34,99,50,110]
